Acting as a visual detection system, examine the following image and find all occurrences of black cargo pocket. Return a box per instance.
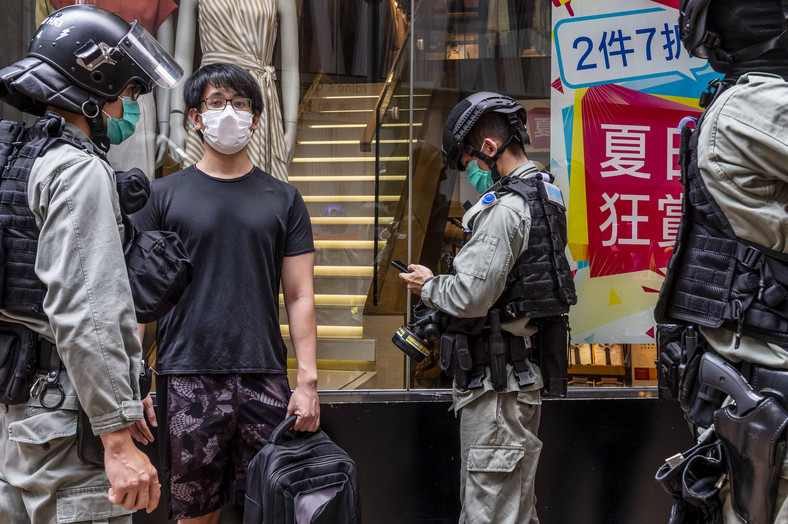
[57,485,134,523]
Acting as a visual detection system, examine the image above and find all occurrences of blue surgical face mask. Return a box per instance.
[104,97,141,145]
[465,159,493,193]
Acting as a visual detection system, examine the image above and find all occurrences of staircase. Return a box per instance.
[281,81,412,390]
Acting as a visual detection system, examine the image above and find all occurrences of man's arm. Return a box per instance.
[281,251,320,432]
[31,150,159,511]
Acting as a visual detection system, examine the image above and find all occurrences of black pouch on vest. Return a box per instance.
[655,434,725,524]
[0,322,37,405]
[657,323,685,401]
[77,405,104,466]
[537,315,569,397]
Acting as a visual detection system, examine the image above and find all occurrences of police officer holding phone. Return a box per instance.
[398,92,576,524]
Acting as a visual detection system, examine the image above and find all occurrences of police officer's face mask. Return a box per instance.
[465,159,493,193]
[103,97,141,145]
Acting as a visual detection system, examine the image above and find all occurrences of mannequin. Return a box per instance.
[37,0,179,179]
[168,0,299,182]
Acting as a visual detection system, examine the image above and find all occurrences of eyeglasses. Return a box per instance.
[201,96,254,112]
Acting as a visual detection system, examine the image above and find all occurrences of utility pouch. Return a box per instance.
[537,315,570,398]
[714,395,788,524]
[77,405,104,466]
[655,433,725,524]
[657,323,685,401]
[0,322,37,405]
[440,333,471,390]
[488,311,507,392]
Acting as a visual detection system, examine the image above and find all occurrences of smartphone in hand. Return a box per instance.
[391,260,411,273]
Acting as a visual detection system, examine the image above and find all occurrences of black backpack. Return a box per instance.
[244,415,361,524]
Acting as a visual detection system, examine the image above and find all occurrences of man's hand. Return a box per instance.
[100,427,160,513]
[397,264,434,296]
[286,383,320,433]
[129,394,157,445]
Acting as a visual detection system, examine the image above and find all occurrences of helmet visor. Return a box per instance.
[121,22,183,89]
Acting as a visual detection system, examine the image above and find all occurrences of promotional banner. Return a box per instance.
[550,0,721,343]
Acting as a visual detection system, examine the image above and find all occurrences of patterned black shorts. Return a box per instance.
[157,373,290,520]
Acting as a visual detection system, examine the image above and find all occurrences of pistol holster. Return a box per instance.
[714,395,788,524]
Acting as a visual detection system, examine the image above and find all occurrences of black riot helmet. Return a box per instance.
[442,92,529,182]
[0,5,182,149]
[679,0,788,74]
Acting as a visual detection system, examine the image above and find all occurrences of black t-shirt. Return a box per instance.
[131,165,314,374]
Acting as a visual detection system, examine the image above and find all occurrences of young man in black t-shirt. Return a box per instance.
[132,63,319,524]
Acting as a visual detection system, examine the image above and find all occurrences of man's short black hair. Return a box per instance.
[466,111,526,157]
[183,63,264,114]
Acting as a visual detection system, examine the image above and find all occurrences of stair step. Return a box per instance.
[293,156,408,163]
[290,175,406,182]
[315,83,385,98]
[314,240,386,249]
[285,337,375,361]
[281,324,364,339]
[281,306,364,326]
[303,195,399,202]
[311,216,393,225]
[295,141,409,158]
[302,122,419,130]
[279,293,366,306]
[314,265,373,276]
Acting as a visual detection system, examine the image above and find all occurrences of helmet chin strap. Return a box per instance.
[82,96,111,152]
[468,135,516,183]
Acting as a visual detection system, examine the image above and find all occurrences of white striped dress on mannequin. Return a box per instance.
[182,0,289,181]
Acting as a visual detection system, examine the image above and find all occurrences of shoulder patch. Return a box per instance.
[542,181,565,208]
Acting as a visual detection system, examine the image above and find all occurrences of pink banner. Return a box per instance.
[581,84,701,278]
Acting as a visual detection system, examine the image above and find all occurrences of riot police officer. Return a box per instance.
[0,6,182,522]
[656,0,788,522]
[399,92,576,523]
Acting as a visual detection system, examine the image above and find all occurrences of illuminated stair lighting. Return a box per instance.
[307,123,421,129]
[281,325,364,339]
[317,108,426,114]
[311,217,393,225]
[279,294,367,306]
[296,139,416,145]
[289,175,406,182]
[303,195,399,202]
[314,266,374,276]
[292,156,408,163]
[320,93,428,100]
[314,240,387,249]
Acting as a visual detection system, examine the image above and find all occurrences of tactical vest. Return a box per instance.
[655,106,788,347]
[0,113,100,316]
[440,173,576,394]
[493,174,577,321]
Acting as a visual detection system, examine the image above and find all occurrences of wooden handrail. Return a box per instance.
[359,34,411,153]
[297,71,329,122]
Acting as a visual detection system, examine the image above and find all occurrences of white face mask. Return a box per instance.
[200,105,254,155]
